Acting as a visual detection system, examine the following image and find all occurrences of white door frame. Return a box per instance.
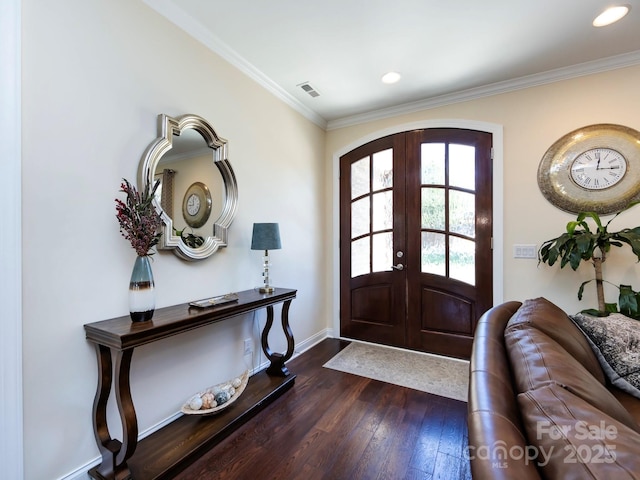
[331,119,504,337]
[1,0,24,478]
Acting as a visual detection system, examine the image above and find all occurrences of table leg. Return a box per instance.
[114,349,138,472]
[261,299,295,376]
[89,346,136,480]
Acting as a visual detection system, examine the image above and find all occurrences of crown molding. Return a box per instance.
[142,0,640,133]
[327,50,640,130]
[141,0,328,129]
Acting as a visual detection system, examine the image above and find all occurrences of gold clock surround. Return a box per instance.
[537,124,640,215]
[182,181,212,228]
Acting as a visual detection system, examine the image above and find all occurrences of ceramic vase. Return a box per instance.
[129,255,155,322]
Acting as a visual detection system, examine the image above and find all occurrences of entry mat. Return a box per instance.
[323,341,469,402]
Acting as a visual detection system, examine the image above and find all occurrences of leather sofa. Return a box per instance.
[467,297,640,479]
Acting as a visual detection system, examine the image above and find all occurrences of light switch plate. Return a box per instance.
[513,244,537,259]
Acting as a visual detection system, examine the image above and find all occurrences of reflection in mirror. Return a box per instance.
[138,114,238,261]
[156,129,224,239]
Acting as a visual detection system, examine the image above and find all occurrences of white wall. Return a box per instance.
[1,0,23,478]
[326,64,640,317]
[21,1,327,478]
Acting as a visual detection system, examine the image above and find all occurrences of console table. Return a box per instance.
[84,287,296,480]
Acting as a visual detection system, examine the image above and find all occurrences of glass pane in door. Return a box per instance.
[449,190,475,237]
[351,237,370,277]
[372,149,393,190]
[450,236,475,285]
[421,143,445,184]
[372,191,393,231]
[351,157,370,198]
[372,232,393,273]
[449,144,475,190]
[421,231,446,275]
[421,188,445,230]
[351,197,370,238]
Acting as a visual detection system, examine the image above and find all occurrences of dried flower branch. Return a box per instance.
[115,178,163,257]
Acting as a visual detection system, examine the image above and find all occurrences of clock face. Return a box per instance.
[570,148,627,190]
[186,193,201,215]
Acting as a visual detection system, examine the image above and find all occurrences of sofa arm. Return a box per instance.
[468,411,542,479]
[468,301,542,479]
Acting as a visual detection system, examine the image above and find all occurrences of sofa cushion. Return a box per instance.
[505,324,640,432]
[518,383,640,480]
[571,313,640,400]
[506,298,606,384]
[611,387,640,426]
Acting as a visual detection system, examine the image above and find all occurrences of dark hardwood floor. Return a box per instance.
[174,338,471,480]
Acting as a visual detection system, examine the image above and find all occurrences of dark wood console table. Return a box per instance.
[84,287,297,480]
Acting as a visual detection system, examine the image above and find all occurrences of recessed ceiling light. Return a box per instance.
[593,5,630,27]
[382,72,401,84]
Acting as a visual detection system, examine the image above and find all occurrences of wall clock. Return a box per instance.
[182,182,212,228]
[537,124,640,215]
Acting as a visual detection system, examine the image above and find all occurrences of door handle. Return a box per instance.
[391,263,404,271]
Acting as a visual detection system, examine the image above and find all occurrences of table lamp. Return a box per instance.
[251,223,281,293]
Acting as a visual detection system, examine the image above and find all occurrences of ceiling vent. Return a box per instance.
[298,82,320,98]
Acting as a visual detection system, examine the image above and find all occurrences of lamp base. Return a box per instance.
[259,286,275,294]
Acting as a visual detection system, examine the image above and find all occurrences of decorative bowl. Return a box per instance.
[181,370,249,415]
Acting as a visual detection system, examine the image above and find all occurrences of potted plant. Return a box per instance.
[538,203,640,318]
[115,178,163,321]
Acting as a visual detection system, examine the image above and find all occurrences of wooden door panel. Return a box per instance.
[342,278,405,347]
[352,284,393,325]
[416,331,475,359]
[420,288,474,335]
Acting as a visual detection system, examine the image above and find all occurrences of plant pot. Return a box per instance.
[129,255,155,322]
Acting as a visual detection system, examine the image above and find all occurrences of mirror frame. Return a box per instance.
[138,113,238,261]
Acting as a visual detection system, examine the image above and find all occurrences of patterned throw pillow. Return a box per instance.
[571,313,640,399]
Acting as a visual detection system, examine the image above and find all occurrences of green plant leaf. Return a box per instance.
[587,212,604,231]
[568,248,583,270]
[539,233,575,267]
[615,228,640,260]
[575,233,594,257]
[538,240,558,265]
[618,284,639,317]
[575,211,603,231]
[566,220,580,234]
[577,279,593,300]
[580,308,608,317]
[546,248,559,265]
[605,302,619,314]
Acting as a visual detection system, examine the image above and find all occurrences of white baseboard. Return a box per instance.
[291,327,332,358]
[59,468,93,480]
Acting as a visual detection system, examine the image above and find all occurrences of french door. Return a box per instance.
[339,129,493,359]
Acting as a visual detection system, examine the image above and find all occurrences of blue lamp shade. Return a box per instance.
[251,223,281,251]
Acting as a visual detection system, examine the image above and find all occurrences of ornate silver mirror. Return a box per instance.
[138,114,238,261]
